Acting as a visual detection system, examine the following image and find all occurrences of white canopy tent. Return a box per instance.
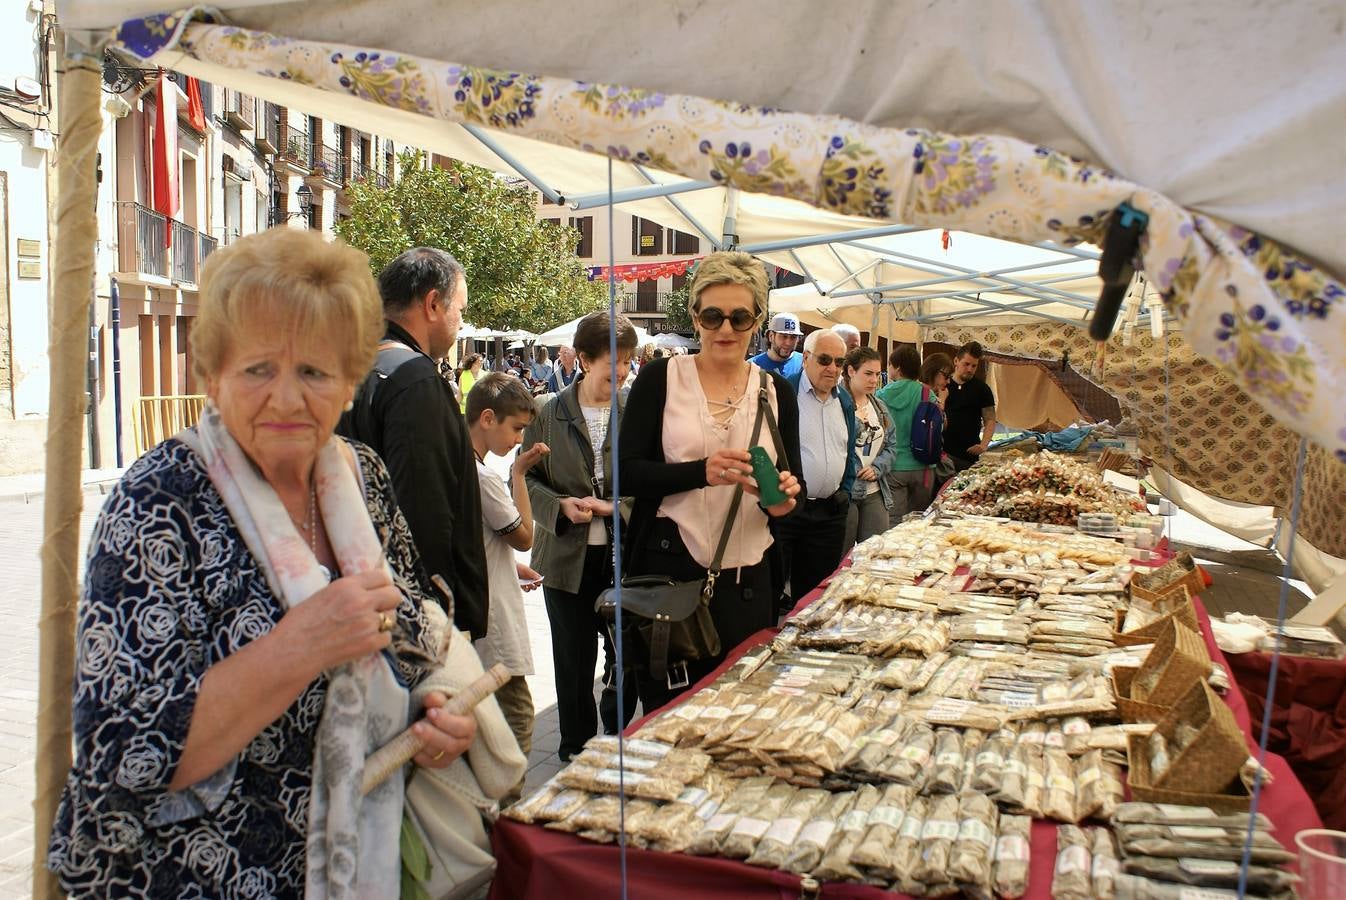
[60,0,1346,280]
[54,1,1343,460]
[534,315,651,349]
[35,2,1346,894]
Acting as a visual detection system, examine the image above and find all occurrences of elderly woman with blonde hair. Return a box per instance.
[47,229,523,898]
[619,251,803,711]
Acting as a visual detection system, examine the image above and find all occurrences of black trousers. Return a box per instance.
[773,494,849,610]
[626,517,775,713]
[542,546,637,759]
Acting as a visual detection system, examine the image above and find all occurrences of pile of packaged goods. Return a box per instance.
[504,518,1294,898]
[941,451,1147,525]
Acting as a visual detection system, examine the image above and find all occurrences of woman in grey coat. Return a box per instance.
[844,345,900,548]
[521,311,640,760]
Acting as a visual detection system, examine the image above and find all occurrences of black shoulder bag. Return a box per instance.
[596,370,787,687]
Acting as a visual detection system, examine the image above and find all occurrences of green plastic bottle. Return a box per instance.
[749,445,787,505]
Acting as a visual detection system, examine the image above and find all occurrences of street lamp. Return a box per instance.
[270,183,313,225]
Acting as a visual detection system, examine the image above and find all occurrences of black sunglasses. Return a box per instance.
[696,306,758,332]
[811,353,843,368]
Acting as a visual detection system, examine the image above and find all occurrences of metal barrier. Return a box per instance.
[133,395,208,457]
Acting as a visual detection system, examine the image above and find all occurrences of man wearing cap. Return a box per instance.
[751,313,805,379]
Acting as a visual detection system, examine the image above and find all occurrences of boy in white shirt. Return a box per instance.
[466,373,550,797]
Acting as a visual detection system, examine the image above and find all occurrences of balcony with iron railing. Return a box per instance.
[619,291,676,314]
[115,202,216,286]
[170,220,199,284]
[346,162,390,190]
[310,142,346,185]
[199,232,218,268]
[282,124,311,165]
[255,103,280,154]
[116,202,168,278]
[222,89,255,130]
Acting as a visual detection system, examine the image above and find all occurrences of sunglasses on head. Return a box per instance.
[811,353,843,368]
[696,306,758,332]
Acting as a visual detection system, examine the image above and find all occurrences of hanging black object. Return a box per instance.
[1088,201,1149,341]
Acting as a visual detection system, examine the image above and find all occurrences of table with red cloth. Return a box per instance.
[1224,648,1346,831]
[490,585,1323,900]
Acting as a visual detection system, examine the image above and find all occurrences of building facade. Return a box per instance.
[77,62,409,470]
[532,197,704,336]
[0,2,58,473]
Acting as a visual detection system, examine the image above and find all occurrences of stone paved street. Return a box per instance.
[0,491,105,899]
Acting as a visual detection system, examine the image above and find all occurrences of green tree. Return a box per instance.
[336,151,607,332]
[662,286,692,332]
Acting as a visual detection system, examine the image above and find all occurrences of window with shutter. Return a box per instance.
[633,217,663,256]
[672,230,700,255]
[636,277,659,312]
[568,216,594,258]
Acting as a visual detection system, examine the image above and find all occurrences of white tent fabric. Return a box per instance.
[534,316,650,349]
[77,5,1345,460]
[769,230,1102,331]
[652,333,698,350]
[65,0,1346,281]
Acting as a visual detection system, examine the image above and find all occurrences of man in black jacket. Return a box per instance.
[337,247,489,638]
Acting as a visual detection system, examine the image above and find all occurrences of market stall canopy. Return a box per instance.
[769,229,1104,333]
[59,1,1346,459]
[65,0,1345,278]
[534,315,651,348]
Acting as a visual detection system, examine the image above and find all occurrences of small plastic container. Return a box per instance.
[1296,829,1346,899]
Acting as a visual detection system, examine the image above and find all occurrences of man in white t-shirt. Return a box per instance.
[465,373,550,799]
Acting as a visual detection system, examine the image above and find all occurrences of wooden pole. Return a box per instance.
[33,35,104,898]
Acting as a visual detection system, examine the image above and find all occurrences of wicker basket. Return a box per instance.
[1151,679,1247,793]
[1126,732,1251,814]
[1114,586,1199,646]
[1132,618,1210,707]
[1132,552,1207,603]
[1112,666,1170,723]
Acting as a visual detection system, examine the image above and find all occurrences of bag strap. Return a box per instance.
[704,370,784,593]
[753,369,789,464]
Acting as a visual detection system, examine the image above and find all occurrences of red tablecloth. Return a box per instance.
[1225,648,1346,830]
[490,584,1323,900]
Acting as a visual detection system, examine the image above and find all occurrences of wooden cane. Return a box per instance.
[360,662,512,795]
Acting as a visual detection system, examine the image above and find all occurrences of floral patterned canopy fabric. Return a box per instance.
[112,10,1346,464]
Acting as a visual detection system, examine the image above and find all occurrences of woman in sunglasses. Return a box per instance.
[843,345,899,547]
[619,251,803,710]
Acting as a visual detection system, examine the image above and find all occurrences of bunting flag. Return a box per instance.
[151,71,179,247]
[586,257,701,283]
[184,76,207,132]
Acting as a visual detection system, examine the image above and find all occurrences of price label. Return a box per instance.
[1179,858,1239,876]
[763,817,803,845]
[731,816,770,839]
[798,820,835,847]
[1171,825,1229,841]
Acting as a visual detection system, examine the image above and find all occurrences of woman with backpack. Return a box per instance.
[877,347,950,525]
[843,346,899,548]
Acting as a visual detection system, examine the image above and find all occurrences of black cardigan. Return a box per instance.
[617,356,804,568]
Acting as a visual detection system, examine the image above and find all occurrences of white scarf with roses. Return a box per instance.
[182,404,407,899]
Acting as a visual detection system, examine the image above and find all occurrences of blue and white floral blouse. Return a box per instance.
[47,437,439,898]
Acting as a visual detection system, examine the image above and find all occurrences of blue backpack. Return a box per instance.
[910,385,945,465]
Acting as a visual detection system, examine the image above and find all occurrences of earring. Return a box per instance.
[343,400,354,412]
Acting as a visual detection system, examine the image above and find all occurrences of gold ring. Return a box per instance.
[432,749,445,762]
[378,612,394,633]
